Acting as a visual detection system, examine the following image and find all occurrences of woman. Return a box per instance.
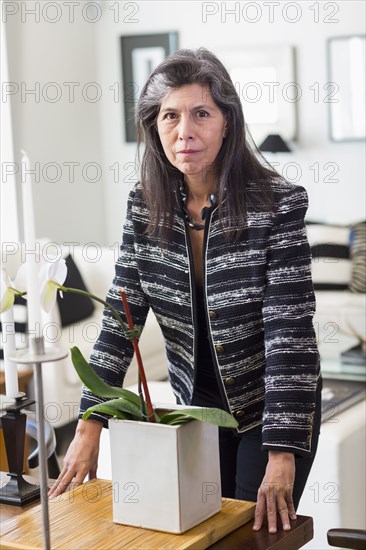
[49,48,322,534]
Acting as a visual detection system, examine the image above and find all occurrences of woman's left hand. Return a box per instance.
[253,451,296,533]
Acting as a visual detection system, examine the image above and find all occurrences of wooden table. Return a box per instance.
[0,478,313,549]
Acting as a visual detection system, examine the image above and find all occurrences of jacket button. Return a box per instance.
[235,409,245,418]
[208,310,217,319]
[215,344,224,353]
[224,377,235,386]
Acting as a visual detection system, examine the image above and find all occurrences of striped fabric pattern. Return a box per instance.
[349,221,366,293]
[305,223,352,290]
[79,181,320,456]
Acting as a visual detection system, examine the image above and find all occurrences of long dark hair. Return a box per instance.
[136,47,281,240]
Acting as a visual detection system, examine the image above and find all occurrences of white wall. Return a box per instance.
[5,2,105,245]
[5,1,365,248]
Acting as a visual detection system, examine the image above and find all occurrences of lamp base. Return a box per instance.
[0,473,40,506]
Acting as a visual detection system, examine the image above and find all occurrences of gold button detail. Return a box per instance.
[215,344,224,353]
[224,377,235,386]
[235,409,245,418]
[208,310,217,319]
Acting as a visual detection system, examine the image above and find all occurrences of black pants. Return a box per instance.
[217,384,322,509]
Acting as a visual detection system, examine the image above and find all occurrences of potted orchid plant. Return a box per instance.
[1,258,237,533]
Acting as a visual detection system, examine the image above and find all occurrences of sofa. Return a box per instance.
[306,221,366,366]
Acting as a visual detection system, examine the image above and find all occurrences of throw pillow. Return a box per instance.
[349,221,366,293]
[305,222,352,290]
[57,254,95,326]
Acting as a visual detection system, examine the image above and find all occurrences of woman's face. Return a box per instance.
[156,83,227,186]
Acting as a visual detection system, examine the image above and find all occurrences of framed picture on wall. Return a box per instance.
[327,35,365,142]
[215,45,298,147]
[121,33,179,142]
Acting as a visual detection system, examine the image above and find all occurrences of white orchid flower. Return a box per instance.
[0,267,24,313]
[1,263,31,313]
[39,258,68,313]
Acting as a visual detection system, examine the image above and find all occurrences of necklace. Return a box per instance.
[179,181,217,231]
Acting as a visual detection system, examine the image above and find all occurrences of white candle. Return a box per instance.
[21,150,42,340]
[1,307,19,397]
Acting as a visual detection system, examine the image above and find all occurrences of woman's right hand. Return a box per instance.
[48,418,103,499]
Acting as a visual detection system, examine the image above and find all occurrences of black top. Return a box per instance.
[191,286,227,410]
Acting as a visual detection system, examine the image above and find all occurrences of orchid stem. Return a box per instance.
[119,288,155,423]
[137,372,146,420]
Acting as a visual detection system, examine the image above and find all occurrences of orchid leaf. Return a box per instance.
[71,349,238,428]
[158,412,192,425]
[159,407,238,428]
[167,417,193,426]
[82,403,130,421]
[153,410,161,422]
[71,347,141,407]
[82,398,144,421]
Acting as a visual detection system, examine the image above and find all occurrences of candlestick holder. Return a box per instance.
[0,393,40,505]
[2,337,67,550]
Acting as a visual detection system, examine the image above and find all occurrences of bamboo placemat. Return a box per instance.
[0,479,255,549]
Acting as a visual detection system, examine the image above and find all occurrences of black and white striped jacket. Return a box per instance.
[80,180,321,456]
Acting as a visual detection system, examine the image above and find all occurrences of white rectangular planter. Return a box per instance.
[109,416,222,533]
